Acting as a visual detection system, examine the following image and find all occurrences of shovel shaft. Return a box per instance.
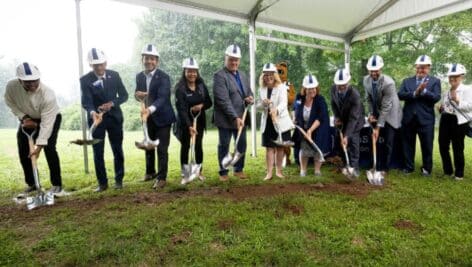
[339,130,351,167]
[295,125,325,162]
[371,133,377,169]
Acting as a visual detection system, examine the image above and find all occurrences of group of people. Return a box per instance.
[4,43,471,196]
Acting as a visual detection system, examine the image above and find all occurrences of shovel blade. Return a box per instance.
[221,153,234,170]
[230,151,244,166]
[366,170,375,184]
[273,139,295,147]
[373,172,384,186]
[135,141,158,151]
[26,192,54,210]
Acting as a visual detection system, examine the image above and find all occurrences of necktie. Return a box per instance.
[372,82,378,117]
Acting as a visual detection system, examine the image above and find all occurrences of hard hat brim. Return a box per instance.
[18,75,40,81]
[89,59,107,65]
[225,53,241,59]
[367,65,383,71]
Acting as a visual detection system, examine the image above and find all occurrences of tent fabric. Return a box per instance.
[114,0,472,43]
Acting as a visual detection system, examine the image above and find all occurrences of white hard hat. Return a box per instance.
[16,62,41,81]
[225,44,241,58]
[182,57,199,69]
[415,55,432,65]
[447,63,466,76]
[141,44,160,57]
[302,74,319,88]
[88,48,107,65]
[262,63,276,72]
[366,55,384,71]
[334,68,351,85]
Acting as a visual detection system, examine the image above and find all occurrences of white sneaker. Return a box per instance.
[300,171,306,177]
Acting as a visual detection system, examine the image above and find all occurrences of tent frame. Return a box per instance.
[74,0,471,171]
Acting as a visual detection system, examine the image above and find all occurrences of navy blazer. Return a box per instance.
[80,70,128,124]
[293,95,331,154]
[398,75,441,126]
[135,69,176,127]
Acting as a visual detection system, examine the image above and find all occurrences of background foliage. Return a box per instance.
[2,9,471,130]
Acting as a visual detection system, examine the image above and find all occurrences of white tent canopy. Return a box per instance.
[114,0,472,43]
[75,0,471,171]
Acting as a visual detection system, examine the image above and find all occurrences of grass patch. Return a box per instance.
[1,128,472,265]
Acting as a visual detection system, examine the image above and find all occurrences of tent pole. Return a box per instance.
[248,17,257,157]
[344,40,351,72]
[75,0,89,173]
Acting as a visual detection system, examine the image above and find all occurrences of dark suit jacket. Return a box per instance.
[212,67,253,129]
[80,70,128,124]
[135,69,176,127]
[293,95,331,154]
[330,85,365,137]
[398,75,441,126]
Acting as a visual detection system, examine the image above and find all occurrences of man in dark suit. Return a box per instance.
[331,68,365,177]
[398,55,441,176]
[81,48,128,192]
[135,44,176,189]
[363,55,402,173]
[213,44,254,181]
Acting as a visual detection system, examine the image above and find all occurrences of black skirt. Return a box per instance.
[262,116,291,147]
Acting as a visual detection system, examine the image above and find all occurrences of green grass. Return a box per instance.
[1,128,472,265]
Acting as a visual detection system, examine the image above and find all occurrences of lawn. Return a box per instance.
[1,128,472,266]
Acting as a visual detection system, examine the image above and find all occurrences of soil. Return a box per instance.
[0,181,383,223]
[393,219,423,231]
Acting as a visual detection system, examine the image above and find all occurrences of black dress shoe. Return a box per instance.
[143,173,157,182]
[94,184,108,192]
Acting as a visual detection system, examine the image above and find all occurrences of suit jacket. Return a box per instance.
[293,94,331,153]
[330,85,365,137]
[363,74,402,129]
[257,83,294,133]
[80,70,128,124]
[135,69,176,127]
[398,75,441,126]
[212,67,253,129]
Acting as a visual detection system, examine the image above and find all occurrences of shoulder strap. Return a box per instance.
[450,98,471,121]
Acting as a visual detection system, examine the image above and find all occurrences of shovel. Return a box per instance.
[70,113,104,145]
[221,107,248,170]
[135,100,159,150]
[366,129,384,185]
[181,110,203,185]
[269,104,294,147]
[294,125,325,162]
[20,127,54,210]
[338,129,356,181]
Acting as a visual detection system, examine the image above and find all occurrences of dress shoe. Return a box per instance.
[263,175,272,181]
[143,173,157,182]
[94,184,108,192]
[219,175,229,181]
[234,172,248,179]
[113,182,123,190]
[153,179,166,189]
[421,167,431,177]
[24,185,37,193]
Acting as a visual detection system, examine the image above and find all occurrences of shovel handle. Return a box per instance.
[234,108,248,146]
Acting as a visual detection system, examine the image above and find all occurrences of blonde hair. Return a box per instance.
[259,72,282,88]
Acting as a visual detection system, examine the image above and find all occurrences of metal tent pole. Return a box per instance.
[248,17,257,157]
[75,0,89,173]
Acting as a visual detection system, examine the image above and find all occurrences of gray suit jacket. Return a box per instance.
[212,67,253,129]
[363,74,402,129]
